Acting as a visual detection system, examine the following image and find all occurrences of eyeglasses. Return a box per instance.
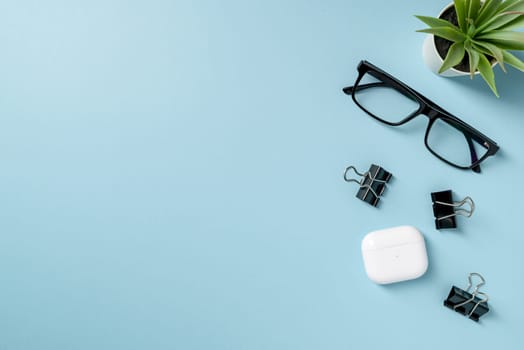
[343,60,499,173]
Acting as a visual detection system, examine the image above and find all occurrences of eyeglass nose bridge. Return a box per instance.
[423,106,441,119]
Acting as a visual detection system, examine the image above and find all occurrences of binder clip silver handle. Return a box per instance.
[343,165,387,202]
[434,196,475,221]
[343,166,366,185]
[453,272,489,318]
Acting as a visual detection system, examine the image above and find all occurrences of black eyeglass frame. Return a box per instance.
[343,60,499,173]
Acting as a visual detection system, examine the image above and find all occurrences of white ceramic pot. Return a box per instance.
[421,2,472,77]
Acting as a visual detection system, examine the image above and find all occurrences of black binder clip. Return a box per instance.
[431,190,474,229]
[444,273,489,322]
[343,164,392,207]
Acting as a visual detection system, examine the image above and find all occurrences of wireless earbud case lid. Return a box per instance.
[361,225,428,284]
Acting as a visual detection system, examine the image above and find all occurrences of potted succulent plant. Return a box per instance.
[416,0,524,96]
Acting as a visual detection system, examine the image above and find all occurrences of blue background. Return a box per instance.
[1,1,523,349]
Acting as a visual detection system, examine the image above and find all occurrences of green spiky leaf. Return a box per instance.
[500,0,524,13]
[471,42,493,56]
[414,15,461,30]
[472,40,506,71]
[477,11,524,32]
[454,0,468,30]
[439,42,467,73]
[478,53,499,96]
[495,0,524,14]
[417,27,467,42]
[476,0,503,26]
[469,0,482,21]
[495,12,524,30]
[502,50,524,71]
[465,44,481,78]
[477,31,524,49]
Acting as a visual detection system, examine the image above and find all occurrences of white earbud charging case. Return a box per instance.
[361,225,428,284]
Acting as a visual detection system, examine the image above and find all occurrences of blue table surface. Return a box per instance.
[1,1,523,349]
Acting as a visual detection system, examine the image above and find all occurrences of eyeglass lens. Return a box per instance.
[353,71,420,124]
[426,118,488,168]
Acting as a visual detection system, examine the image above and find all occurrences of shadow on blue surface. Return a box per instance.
[446,53,524,106]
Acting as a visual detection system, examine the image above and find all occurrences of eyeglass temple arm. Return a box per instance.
[343,82,384,95]
[343,82,418,101]
[464,132,481,173]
